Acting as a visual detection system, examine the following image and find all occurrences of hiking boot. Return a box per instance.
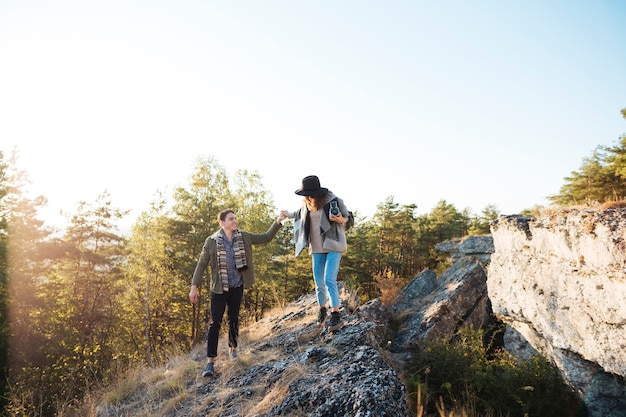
[229,347,238,360]
[202,362,214,377]
[317,307,328,326]
[327,311,344,332]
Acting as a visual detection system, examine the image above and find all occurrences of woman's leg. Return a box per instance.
[324,251,342,310]
[311,253,329,307]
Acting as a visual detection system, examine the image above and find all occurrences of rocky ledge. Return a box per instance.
[489,210,626,417]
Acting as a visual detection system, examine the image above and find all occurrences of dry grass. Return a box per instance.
[245,304,311,343]
[538,199,626,216]
[79,293,359,417]
[600,199,626,209]
[73,349,203,417]
[246,365,308,415]
[184,336,315,417]
[100,366,147,406]
[415,392,502,417]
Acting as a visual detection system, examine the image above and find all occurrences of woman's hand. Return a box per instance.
[277,211,288,224]
[329,213,344,224]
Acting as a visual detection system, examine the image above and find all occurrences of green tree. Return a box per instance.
[340,211,379,301]
[271,221,315,306]
[415,200,468,271]
[28,192,127,415]
[2,151,52,416]
[122,192,185,366]
[371,197,419,278]
[368,197,420,303]
[603,134,626,184]
[343,198,482,303]
[550,108,626,205]
[169,156,232,345]
[231,169,285,323]
[550,148,620,205]
[467,204,500,235]
[0,151,8,415]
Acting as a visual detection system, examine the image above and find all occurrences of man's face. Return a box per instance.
[221,212,238,232]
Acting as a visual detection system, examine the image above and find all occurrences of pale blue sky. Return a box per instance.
[1,1,625,230]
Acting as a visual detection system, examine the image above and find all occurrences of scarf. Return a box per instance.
[216,230,247,292]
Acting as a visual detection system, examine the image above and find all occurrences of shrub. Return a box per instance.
[406,326,583,417]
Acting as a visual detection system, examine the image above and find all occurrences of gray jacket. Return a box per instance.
[290,191,350,256]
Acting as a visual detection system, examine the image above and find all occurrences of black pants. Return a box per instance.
[207,285,244,358]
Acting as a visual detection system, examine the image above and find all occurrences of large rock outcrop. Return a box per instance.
[489,210,626,416]
[390,235,494,354]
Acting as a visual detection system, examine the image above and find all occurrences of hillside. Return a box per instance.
[90,288,411,417]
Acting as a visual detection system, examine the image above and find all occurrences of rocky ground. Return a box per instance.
[94,288,412,417]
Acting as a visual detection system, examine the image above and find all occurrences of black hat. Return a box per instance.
[295,175,328,196]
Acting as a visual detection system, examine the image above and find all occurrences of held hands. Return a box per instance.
[277,209,342,224]
[278,210,292,224]
[277,211,288,224]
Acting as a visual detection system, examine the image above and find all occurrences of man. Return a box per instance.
[190,208,286,377]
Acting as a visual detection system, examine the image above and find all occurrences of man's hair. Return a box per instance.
[218,208,235,222]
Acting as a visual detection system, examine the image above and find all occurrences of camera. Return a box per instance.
[329,201,340,216]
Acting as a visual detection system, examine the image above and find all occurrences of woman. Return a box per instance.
[190,208,286,377]
[281,175,351,331]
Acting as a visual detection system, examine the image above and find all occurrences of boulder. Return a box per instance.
[391,258,492,352]
[489,211,626,417]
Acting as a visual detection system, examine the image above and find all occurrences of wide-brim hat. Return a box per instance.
[295,175,328,196]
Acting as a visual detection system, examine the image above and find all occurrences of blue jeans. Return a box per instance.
[311,252,342,309]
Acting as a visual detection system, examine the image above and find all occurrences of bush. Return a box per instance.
[406,326,583,417]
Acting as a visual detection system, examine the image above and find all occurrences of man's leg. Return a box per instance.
[226,285,244,349]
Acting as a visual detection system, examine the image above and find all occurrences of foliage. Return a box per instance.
[343,197,498,303]
[0,151,8,415]
[2,151,55,416]
[22,193,128,415]
[467,204,499,235]
[123,193,187,366]
[1,152,505,415]
[406,327,582,417]
[5,106,626,414]
[550,109,626,206]
[168,155,233,345]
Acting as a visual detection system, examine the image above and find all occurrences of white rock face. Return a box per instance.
[488,210,626,394]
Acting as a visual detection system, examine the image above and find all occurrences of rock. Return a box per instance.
[204,288,412,417]
[489,210,626,417]
[390,258,492,352]
[434,235,494,265]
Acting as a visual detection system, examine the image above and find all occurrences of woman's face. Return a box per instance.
[220,212,238,232]
[304,196,313,210]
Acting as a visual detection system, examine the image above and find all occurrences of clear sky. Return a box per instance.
[2,1,625,231]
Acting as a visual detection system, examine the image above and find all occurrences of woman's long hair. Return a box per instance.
[304,194,326,211]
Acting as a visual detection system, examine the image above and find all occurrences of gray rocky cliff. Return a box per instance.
[388,235,495,367]
[390,258,492,352]
[489,210,626,417]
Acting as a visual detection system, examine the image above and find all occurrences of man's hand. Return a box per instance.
[189,285,199,304]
